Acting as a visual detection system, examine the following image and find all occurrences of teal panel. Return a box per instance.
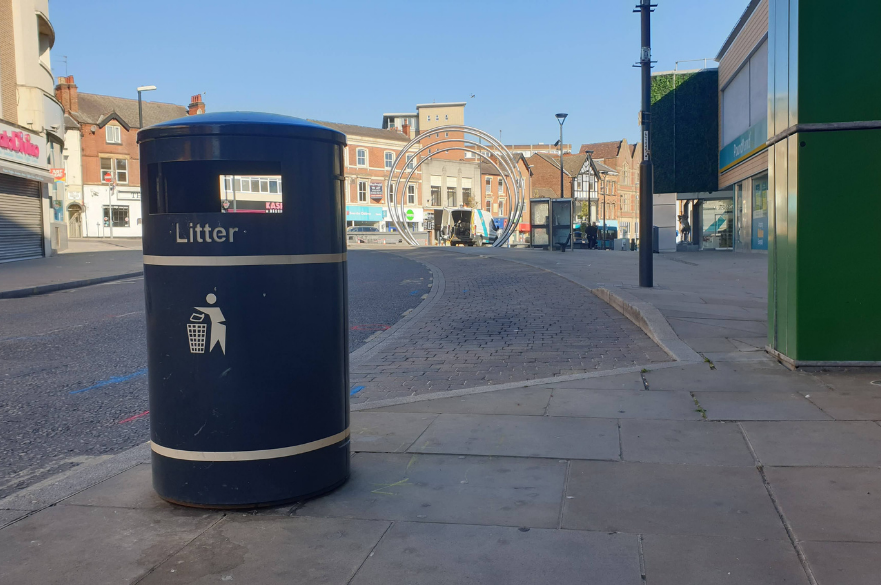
[785,135,798,357]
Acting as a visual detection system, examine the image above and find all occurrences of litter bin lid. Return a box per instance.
[137,111,346,144]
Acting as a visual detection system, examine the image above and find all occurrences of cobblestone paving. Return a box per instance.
[350,249,670,404]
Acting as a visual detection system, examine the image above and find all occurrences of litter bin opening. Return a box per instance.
[146,160,283,215]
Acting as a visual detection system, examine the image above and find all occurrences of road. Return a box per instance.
[0,249,430,499]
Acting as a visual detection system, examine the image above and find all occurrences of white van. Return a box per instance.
[446,208,497,246]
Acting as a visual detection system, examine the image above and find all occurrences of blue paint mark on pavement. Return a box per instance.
[410,290,419,295]
[350,385,365,396]
[70,368,148,395]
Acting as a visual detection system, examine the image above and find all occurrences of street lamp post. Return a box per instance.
[137,85,157,131]
[635,0,654,287]
[555,113,568,202]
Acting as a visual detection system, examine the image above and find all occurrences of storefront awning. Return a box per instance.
[0,161,53,183]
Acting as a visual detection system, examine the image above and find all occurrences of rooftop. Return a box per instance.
[309,120,411,142]
[70,93,188,129]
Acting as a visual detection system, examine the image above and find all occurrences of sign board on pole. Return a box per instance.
[103,171,112,182]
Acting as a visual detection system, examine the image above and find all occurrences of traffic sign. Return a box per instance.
[103,171,112,182]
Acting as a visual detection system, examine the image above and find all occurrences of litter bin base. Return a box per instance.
[151,437,350,509]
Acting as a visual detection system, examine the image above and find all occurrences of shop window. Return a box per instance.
[358,181,367,202]
[384,152,394,169]
[356,148,367,166]
[105,125,122,144]
[102,205,130,227]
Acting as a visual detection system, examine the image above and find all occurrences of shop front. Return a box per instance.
[345,204,386,229]
[0,121,52,262]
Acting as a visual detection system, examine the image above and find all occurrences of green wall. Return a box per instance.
[768,0,881,362]
[650,70,719,194]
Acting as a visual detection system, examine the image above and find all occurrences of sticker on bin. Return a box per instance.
[188,293,226,355]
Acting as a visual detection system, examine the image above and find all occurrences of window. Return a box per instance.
[389,183,395,200]
[498,178,503,194]
[430,186,441,206]
[446,186,456,207]
[485,177,491,194]
[445,115,448,121]
[358,181,367,202]
[407,184,416,205]
[406,154,414,170]
[462,187,472,207]
[445,132,448,137]
[485,200,491,212]
[102,205,129,227]
[498,199,505,215]
[427,114,430,122]
[435,115,438,121]
[100,158,128,184]
[436,133,439,138]
[388,119,395,129]
[356,148,367,166]
[105,125,121,144]
[384,152,394,169]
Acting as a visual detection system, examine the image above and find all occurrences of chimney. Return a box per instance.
[188,94,205,115]
[54,75,78,113]
[401,121,410,138]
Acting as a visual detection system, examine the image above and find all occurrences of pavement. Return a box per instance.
[2,246,880,585]
[0,238,144,298]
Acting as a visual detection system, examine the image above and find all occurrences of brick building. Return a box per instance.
[478,153,532,243]
[579,139,641,239]
[315,120,423,232]
[55,76,203,237]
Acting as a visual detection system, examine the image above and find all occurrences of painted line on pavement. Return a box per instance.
[350,386,365,396]
[69,368,148,395]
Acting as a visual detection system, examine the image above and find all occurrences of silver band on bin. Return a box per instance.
[151,428,350,462]
[143,253,347,267]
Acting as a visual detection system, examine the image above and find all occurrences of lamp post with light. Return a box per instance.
[137,85,156,130]
[555,113,568,202]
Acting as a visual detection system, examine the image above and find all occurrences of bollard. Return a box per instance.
[138,112,350,508]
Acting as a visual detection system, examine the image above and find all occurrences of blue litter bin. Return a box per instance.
[138,112,350,508]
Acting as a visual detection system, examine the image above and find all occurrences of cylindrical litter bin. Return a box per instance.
[138,112,350,508]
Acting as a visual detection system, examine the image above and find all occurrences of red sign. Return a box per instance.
[50,168,66,182]
[0,130,40,159]
[103,171,112,182]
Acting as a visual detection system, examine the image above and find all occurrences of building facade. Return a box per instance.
[0,0,64,262]
[55,77,202,237]
[579,140,642,238]
[717,0,769,252]
[316,120,424,233]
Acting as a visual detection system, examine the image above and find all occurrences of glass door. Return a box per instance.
[701,199,734,250]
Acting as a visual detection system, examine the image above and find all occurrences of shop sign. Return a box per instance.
[117,190,141,200]
[720,118,767,172]
[369,183,383,201]
[67,191,82,200]
[51,168,66,182]
[0,122,46,168]
[346,205,386,222]
[403,208,423,223]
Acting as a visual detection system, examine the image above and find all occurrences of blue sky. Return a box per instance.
[49,0,746,147]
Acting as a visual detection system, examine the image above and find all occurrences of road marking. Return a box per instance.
[69,368,147,395]
[118,410,150,424]
[143,253,346,266]
[350,386,365,396]
[151,428,350,462]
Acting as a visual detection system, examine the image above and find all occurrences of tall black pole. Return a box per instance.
[559,124,564,203]
[637,0,654,287]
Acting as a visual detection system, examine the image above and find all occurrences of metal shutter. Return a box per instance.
[0,174,44,263]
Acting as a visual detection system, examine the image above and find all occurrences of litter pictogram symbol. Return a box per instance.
[188,293,226,355]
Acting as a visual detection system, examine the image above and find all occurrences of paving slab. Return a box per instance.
[679,337,742,353]
[534,372,646,391]
[647,363,827,395]
[0,502,218,585]
[297,452,567,528]
[701,352,777,363]
[803,391,881,420]
[408,413,619,460]
[668,317,767,340]
[802,541,881,585]
[806,368,881,393]
[742,421,881,466]
[365,386,552,415]
[139,515,390,585]
[350,412,437,452]
[63,463,165,509]
[764,467,881,542]
[547,389,702,420]
[562,461,787,539]
[351,521,641,585]
[642,534,809,585]
[696,391,832,421]
[620,420,755,466]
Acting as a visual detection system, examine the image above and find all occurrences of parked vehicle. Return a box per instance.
[347,226,380,233]
[446,208,498,246]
